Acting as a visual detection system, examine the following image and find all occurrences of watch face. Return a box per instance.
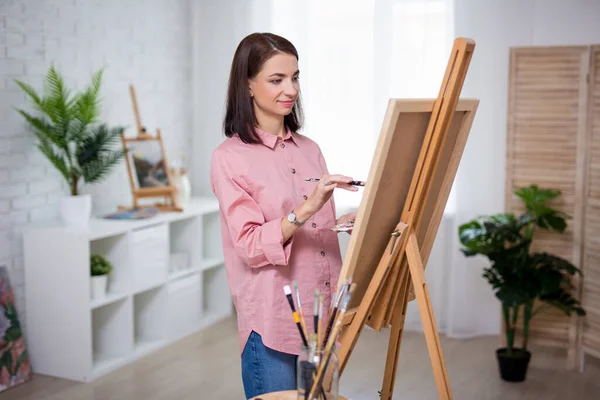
[288,213,296,223]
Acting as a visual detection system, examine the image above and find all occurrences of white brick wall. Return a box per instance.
[0,0,192,330]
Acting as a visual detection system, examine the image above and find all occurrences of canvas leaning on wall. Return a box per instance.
[0,266,31,392]
[126,139,170,189]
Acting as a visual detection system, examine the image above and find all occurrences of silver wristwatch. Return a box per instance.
[287,211,304,226]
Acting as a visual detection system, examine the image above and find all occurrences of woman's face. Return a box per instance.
[249,52,300,119]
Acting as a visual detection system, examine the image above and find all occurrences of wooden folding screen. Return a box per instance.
[506,44,600,370]
[580,45,600,365]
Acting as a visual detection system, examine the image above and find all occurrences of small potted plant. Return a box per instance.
[90,254,113,299]
[458,184,586,382]
[14,65,125,227]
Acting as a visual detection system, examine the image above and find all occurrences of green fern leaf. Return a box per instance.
[36,135,70,183]
[76,124,121,166]
[82,150,125,183]
[14,80,43,110]
[71,67,104,129]
[16,109,70,150]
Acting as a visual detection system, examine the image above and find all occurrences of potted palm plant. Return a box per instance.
[458,184,586,382]
[14,65,125,227]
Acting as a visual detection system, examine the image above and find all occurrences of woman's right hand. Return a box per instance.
[304,174,358,214]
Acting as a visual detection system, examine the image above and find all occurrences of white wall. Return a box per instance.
[449,0,600,337]
[0,0,192,328]
[190,0,273,197]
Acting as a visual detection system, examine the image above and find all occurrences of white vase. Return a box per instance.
[173,171,192,208]
[60,194,91,227]
[179,173,192,206]
[90,275,108,300]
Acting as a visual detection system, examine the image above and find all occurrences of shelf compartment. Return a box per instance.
[167,273,202,338]
[92,298,132,375]
[202,266,231,321]
[90,233,130,301]
[133,286,167,354]
[202,211,223,261]
[131,223,169,292]
[169,217,200,274]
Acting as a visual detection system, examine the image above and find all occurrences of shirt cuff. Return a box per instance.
[261,217,294,266]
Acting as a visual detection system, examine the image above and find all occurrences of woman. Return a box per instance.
[210,32,357,399]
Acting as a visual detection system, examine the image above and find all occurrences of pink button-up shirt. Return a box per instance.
[210,127,343,356]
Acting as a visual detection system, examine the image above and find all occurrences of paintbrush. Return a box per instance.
[317,291,324,351]
[293,280,309,341]
[305,178,366,187]
[323,282,349,348]
[308,286,354,399]
[284,284,308,347]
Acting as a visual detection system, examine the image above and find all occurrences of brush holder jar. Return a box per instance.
[297,344,339,400]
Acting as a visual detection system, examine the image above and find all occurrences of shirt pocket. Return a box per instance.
[248,171,296,220]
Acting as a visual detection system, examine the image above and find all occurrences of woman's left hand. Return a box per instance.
[336,212,357,234]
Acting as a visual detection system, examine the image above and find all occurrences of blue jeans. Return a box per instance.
[241,331,297,399]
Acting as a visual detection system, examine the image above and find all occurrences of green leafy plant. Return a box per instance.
[90,254,112,276]
[458,184,586,356]
[14,65,125,196]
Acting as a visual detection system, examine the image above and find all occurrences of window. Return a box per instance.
[269,0,454,212]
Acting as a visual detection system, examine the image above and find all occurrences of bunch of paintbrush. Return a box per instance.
[284,279,354,399]
[308,282,354,399]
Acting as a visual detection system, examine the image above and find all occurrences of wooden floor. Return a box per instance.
[2,316,600,399]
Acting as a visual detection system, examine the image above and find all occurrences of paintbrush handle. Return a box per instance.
[323,307,338,348]
[308,309,346,399]
[296,316,309,347]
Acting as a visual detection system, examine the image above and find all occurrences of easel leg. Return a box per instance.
[380,269,410,400]
[338,223,409,375]
[406,233,452,400]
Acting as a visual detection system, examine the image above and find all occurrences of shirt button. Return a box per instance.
[303,195,308,200]
[320,251,326,257]
[312,223,317,228]
[292,168,296,174]
[280,143,285,148]
[325,281,330,287]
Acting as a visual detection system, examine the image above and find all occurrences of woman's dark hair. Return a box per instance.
[223,32,304,144]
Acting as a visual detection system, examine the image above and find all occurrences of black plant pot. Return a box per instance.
[496,348,531,382]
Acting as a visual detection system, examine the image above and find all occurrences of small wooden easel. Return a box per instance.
[334,38,478,399]
[120,84,182,212]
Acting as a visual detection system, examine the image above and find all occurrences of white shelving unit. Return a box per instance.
[23,197,232,382]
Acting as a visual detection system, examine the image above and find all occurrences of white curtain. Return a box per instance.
[262,0,499,337]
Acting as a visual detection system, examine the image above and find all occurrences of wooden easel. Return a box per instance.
[334,38,478,399]
[120,84,182,212]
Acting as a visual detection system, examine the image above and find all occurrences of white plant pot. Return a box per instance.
[91,275,108,300]
[60,194,91,227]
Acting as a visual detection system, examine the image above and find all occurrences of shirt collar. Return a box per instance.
[255,126,299,149]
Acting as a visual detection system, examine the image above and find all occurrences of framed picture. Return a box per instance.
[0,266,31,392]
[126,139,170,189]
